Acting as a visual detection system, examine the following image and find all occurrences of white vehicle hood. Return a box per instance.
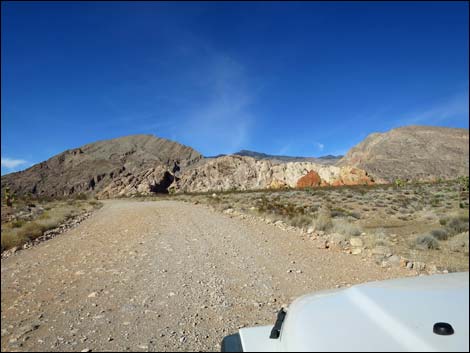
[239,272,469,352]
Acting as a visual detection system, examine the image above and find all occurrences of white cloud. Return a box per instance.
[1,157,28,169]
[315,142,325,151]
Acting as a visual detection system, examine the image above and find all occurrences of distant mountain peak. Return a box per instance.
[233,150,342,164]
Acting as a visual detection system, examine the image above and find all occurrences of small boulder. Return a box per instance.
[372,245,392,257]
[387,255,401,267]
[351,248,362,255]
[349,237,363,247]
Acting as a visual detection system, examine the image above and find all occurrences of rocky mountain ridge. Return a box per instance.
[233,150,342,165]
[338,125,469,182]
[1,135,202,198]
[2,125,468,198]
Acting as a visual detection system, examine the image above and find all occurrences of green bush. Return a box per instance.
[394,179,405,188]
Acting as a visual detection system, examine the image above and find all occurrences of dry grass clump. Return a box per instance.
[1,232,26,250]
[11,220,26,228]
[313,206,332,231]
[332,219,362,237]
[289,214,312,228]
[368,228,391,247]
[21,222,46,238]
[1,199,102,252]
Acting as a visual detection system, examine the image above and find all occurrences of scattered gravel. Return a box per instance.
[1,200,414,352]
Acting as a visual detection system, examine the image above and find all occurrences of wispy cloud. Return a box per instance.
[176,53,256,155]
[314,142,325,151]
[397,92,469,126]
[1,157,28,169]
[277,143,292,155]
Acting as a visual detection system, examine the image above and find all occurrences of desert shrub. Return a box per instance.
[331,208,348,218]
[313,206,332,231]
[348,211,361,219]
[394,179,405,188]
[38,211,51,219]
[17,222,46,241]
[37,217,62,231]
[430,229,449,241]
[367,228,389,247]
[89,200,103,209]
[75,193,88,200]
[457,176,469,192]
[415,234,440,250]
[289,214,312,228]
[1,231,27,251]
[332,219,362,237]
[3,186,14,207]
[445,215,469,235]
[11,220,26,228]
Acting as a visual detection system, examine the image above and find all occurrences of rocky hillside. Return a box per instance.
[173,155,374,193]
[1,135,202,198]
[2,125,468,198]
[337,126,469,182]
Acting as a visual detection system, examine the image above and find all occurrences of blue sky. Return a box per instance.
[1,1,469,175]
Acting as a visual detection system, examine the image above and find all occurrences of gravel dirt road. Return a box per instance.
[1,200,412,352]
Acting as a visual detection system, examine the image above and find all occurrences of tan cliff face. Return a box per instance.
[338,126,469,182]
[173,155,375,193]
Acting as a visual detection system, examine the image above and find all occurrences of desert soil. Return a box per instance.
[1,200,413,352]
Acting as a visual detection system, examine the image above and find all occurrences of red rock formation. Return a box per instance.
[331,180,344,187]
[296,171,322,188]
